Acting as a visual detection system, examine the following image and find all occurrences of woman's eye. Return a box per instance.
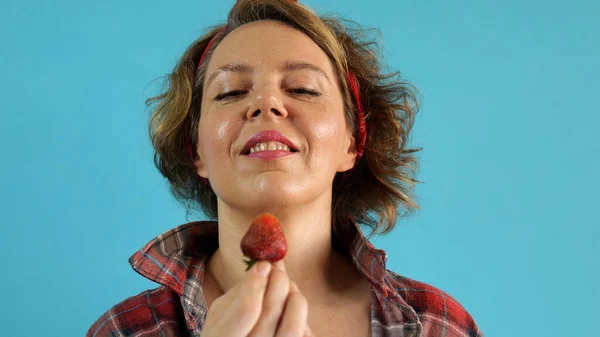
[214,88,320,101]
[214,90,246,101]
[290,88,321,97]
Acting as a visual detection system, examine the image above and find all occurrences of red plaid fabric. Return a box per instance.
[86,221,483,337]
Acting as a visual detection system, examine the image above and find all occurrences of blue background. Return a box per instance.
[1,0,598,336]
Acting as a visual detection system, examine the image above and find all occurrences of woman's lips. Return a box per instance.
[242,130,299,154]
[246,150,296,160]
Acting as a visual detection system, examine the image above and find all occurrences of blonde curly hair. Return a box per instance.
[147,0,421,235]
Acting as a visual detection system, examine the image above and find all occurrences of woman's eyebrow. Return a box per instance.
[280,60,330,83]
[205,60,330,89]
[205,62,253,88]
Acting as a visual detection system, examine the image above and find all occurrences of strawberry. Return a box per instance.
[240,213,287,270]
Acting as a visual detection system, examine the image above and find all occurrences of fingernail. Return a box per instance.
[257,261,271,276]
[274,260,286,272]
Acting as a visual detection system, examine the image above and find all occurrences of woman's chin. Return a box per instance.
[225,183,314,212]
[248,184,305,207]
[213,172,330,212]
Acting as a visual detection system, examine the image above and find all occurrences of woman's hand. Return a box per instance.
[201,260,314,337]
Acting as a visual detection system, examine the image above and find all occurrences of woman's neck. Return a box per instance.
[207,194,356,302]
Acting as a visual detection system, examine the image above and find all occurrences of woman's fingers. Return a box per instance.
[202,261,313,337]
[272,260,286,272]
[247,266,290,337]
[203,261,272,337]
[275,281,309,337]
[304,325,316,337]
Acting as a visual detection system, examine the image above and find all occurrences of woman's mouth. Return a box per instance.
[244,141,298,160]
[241,130,300,159]
[248,141,292,153]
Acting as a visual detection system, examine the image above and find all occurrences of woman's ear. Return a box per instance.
[192,119,209,179]
[194,151,208,179]
[337,133,358,173]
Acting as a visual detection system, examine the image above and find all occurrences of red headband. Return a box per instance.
[186,11,367,176]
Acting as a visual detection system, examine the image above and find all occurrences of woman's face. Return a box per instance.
[195,20,356,212]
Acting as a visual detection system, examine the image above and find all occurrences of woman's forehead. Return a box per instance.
[207,21,336,76]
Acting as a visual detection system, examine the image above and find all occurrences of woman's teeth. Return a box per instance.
[249,141,291,153]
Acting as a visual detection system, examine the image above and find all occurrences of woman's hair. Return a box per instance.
[147,0,421,235]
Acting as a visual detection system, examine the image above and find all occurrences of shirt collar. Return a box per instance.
[128,220,414,331]
[128,222,219,295]
[129,219,390,291]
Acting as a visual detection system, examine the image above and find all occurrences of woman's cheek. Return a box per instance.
[311,116,341,149]
[198,116,229,172]
[203,115,237,153]
[215,119,232,145]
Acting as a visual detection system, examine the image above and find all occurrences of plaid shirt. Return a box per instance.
[86,221,483,337]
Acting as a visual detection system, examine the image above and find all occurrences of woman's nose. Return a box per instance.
[246,88,288,120]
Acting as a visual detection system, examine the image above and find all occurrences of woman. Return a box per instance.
[87,0,483,336]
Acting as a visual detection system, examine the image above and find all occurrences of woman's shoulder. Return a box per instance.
[85,286,186,337]
[385,270,484,337]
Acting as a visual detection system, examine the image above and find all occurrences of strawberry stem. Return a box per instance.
[244,258,257,271]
